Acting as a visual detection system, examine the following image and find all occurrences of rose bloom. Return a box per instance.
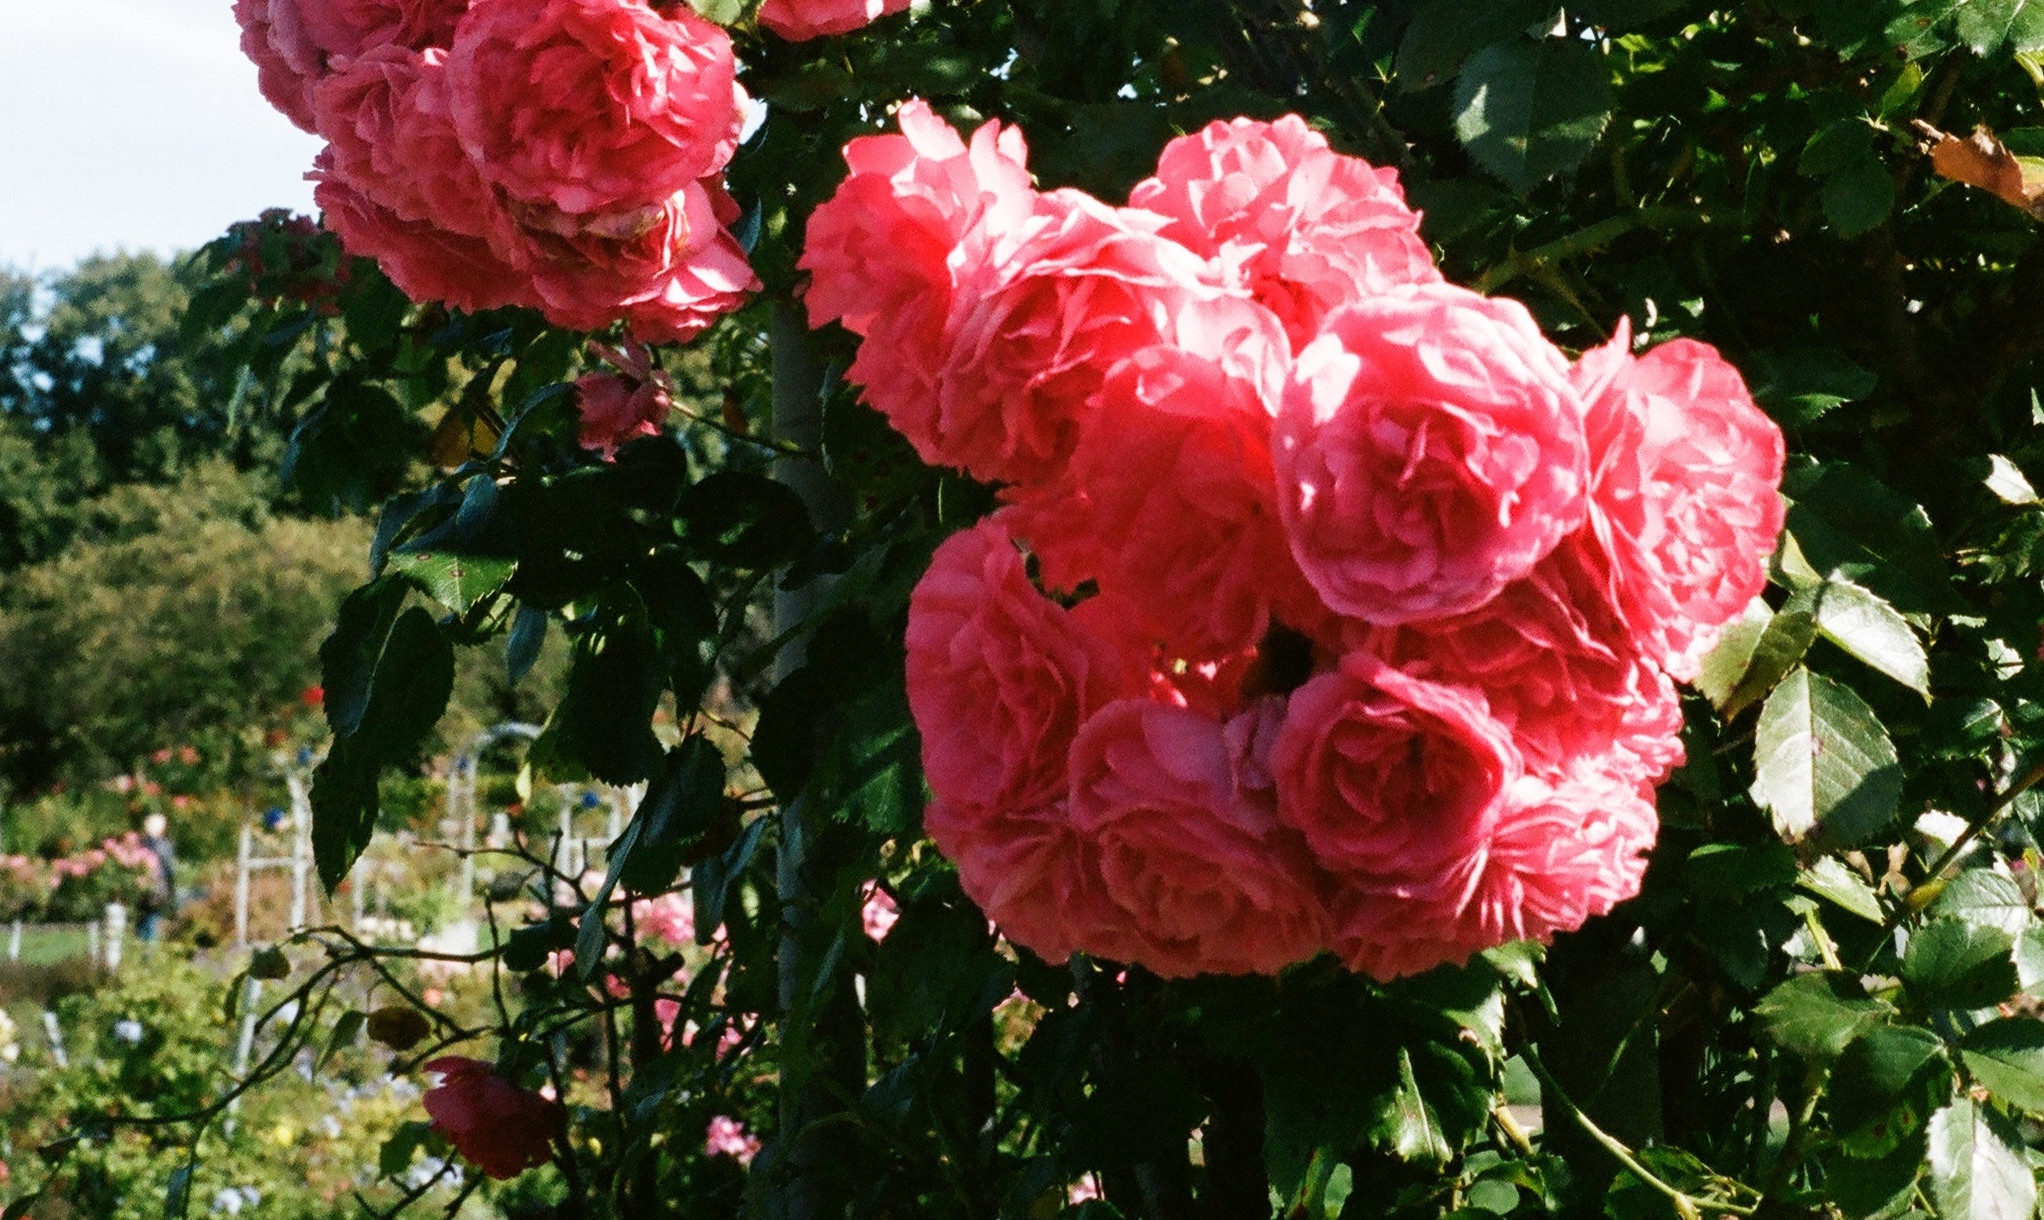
[1273,284,1589,624]
[446,0,742,219]
[235,0,320,132]
[802,99,1035,407]
[1271,651,1520,885]
[1361,530,1683,780]
[1036,294,1325,660]
[905,512,1150,816]
[521,178,759,344]
[909,192,1219,485]
[421,1057,564,1179]
[1066,700,1329,977]
[1130,115,1442,349]
[758,0,911,40]
[705,1115,762,1164]
[1333,754,1659,980]
[312,168,540,315]
[574,372,670,457]
[235,0,471,133]
[1573,321,1787,680]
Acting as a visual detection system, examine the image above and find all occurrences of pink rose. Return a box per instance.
[520,178,759,345]
[296,0,469,63]
[758,0,911,40]
[906,512,1150,815]
[446,0,742,219]
[1573,322,1787,680]
[422,1057,564,1180]
[235,0,320,132]
[801,100,1034,374]
[1361,531,1681,778]
[1066,700,1329,977]
[1038,295,1324,660]
[1332,757,1658,980]
[1273,285,1589,624]
[909,193,1219,485]
[860,882,900,941]
[1271,652,1519,883]
[574,373,670,458]
[705,1115,761,1165]
[1129,115,1441,348]
[312,168,540,315]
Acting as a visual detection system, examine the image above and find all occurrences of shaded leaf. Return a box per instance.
[1754,972,1893,1062]
[1800,856,1885,923]
[1452,38,1613,193]
[1830,1025,1949,1156]
[1902,918,2019,1010]
[1750,667,1902,846]
[1961,1018,2044,1113]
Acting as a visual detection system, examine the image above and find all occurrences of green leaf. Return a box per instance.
[379,1121,433,1179]
[1902,918,2019,1010]
[1694,598,1774,709]
[534,614,664,786]
[386,547,516,615]
[1831,1025,1949,1156]
[1393,0,1556,91]
[312,604,455,889]
[505,603,548,684]
[1956,0,2044,54]
[1720,587,1820,717]
[1815,580,1930,696]
[1927,1096,2037,1220]
[1929,870,2033,936]
[1754,972,1894,1062]
[678,471,814,570]
[1800,856,1885,923]
[1452,38,1613,194]
[1751,347,1880,426]
[1371,1047,1454,1165]
[1750,667,1902,846]
[165,1157,196,1219]
[320,576,409,739]
[1985,454,2040,505]
[1962,1019,2044,1113]
[317,1010,366,1073]
[1823,156,1896,239]
[615,737,728,895]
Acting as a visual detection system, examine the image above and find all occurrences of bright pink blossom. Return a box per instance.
[1332,757,1658,979]
[758,0,911,40]
[705,1115,761,1164]
[312,169,539,314]
[446,0,742,220]
[1572,322,1787,680]
[422,1057,563,1179]
[1066,700,1328,977]
[1274,285,1588,623]
[905,513,1150,816]
[1130,114,1441,348]
[860,883,900,941]
[574,373,670,458]
[923,799,1141,968]
[1272,652,1519,885]
[234,0,320,131]
[297,0,470,64]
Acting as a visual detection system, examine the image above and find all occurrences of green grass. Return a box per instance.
[3,923,93,966]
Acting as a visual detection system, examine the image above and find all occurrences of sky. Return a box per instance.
[0,0,324,273]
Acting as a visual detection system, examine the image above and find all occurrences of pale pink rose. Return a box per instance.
[1332,757,1658,980]
[802,100,1034,385]
[908,193,1220,485]
[631,893,694,945]
[520,179,759,344]
[1274,285,1588,624]
[1573,322,1787,680]
[758,0,911,40]
[1037,294,1323,660]
[235,0,320,132]
[1066,700,1328,977]
[1360,531,1677,777]
[1130,115,1441,349]
[313,169,541,314]
[446,0,742,219]
[1271,652,1520,884]
[705,1115,761,1164]
[860,883,899,941]
[905,512,1150,815]
[574,373,670,457]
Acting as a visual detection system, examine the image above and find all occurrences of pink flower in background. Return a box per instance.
[905,513,1150,817]
[1274,285,1588,624]
[1130,114,1441,348]
[632,893,695,946]
[574,373,670,458]
[860,883,899,941]
[705,1115,760,1164]
[1573,322,1788,680]
[758,0,911,40]
[446,0,742,220]
[422,1057,564,1179]
[1066,700,1328,976]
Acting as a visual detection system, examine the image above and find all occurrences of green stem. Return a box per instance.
[1473,207,1712,296]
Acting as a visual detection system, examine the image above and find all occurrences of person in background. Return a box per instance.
[137,812,177,940]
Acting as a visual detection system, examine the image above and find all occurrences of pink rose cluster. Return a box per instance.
[804,107,1788,981]
[235,0,759,342]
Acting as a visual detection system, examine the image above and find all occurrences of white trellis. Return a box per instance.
[448,722,541,904]
[446,723,629,905]
[233,753,323,947]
